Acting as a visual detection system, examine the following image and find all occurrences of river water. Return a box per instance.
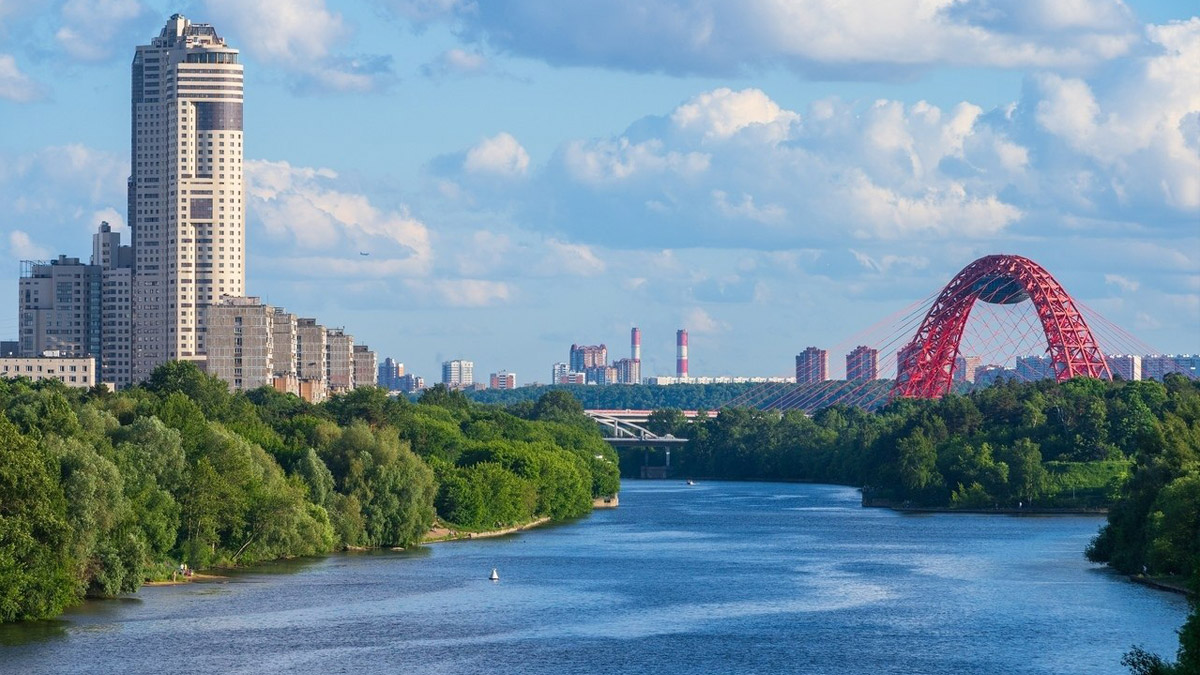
[1,481,1189,674]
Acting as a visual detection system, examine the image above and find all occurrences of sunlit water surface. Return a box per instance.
[1,481,1188,674]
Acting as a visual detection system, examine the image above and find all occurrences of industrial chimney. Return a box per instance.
[631,327,641,363]
[676,329,688,379]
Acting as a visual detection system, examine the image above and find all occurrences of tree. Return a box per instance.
[0,417,76,622]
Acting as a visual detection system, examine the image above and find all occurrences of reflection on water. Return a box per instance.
[0,481,1188,675]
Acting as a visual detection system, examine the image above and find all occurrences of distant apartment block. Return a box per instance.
[442,360,473,388]
[795,347,828,384]
[1015,355,1055,382]
[845,346,878,381]
[353,345,377,388]
[586,365,619,385]
[974,364,1012,386]
[1107,354,1142,381]
[0,355,98,388]
[490,371,517,389]
[326,330,355,394]
[378,357,404,390]
[296,318,327,395]
[953,355,984,383]
[569,344,607,371]
[614,357,640,385]
[1142,355,1198,380]
[397,373,424,393]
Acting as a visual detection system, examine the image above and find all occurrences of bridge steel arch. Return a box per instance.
[893,254,1111,399]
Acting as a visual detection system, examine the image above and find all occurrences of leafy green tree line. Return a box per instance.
[640,376,1198,511]
[0,365,618,623]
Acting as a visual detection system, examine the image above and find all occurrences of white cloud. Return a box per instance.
[561,138,709,186]
[403,279,513,307]
[683,307,728,334]
[9,231,49,259]
[246,159,432,271]
[388,0,1140,76]
[671,88,799,142]
[539,239,606,276]
[464,132,530,177]
[0,54,44,102]
[850,250,930,274]
[204,0,393,93]
[55,0,144,62]
[1104,273,1140,292]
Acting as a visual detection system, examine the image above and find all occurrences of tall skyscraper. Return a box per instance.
[795,347,828,384]
[131,15,245,380]
[845,345,878,381]
[676,329,689,379]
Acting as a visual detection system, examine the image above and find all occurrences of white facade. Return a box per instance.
[442,360,473,388]
[132,15,245,380]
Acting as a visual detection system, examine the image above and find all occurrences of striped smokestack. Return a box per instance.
[676,329,688,379]
[631,327,641,362]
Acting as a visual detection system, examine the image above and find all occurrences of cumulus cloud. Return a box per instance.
[246,159,432,270]
[683,307,728,334]
[8,231,49,260]
[55,0,145,62]
[524,88,1027,247]
[464,132,530,177]
[1025,19,1200,212]
[0,54,44,102]
[386,0,1139,76]
[204,0,394,93]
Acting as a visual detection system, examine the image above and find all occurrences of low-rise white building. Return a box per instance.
[0,355,98,388]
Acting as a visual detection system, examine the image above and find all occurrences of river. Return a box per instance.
[1,481,1189,674]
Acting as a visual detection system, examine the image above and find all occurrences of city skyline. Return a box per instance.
[1,2,1197,383]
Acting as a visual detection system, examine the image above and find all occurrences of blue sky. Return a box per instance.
[1,0,1197,383]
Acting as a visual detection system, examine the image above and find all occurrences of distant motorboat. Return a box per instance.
[686,479,695,486]
[489,568,499,581]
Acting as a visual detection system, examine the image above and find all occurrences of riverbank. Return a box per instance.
[142,572,228,587]
[862,496,1107,515]
[422,517,553,544]
[1130,575,1193,596]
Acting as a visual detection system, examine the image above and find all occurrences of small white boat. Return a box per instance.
[489,568,499,581]
[686,479,695,486]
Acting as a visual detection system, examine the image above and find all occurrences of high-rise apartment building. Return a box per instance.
[845,346,878,381]
[131,15,246,380]
[18,223,134,388]
[490,371,517,389]
[270,309,298,394]
[442,359,473,388]
[397,374,424,393]
[569,344,607,372]
[353,345,377,388]
[795,347,828,384]
[614,358,640,385]
[378,357,404,390]
[295,318,327,395]
[206,296,275,391]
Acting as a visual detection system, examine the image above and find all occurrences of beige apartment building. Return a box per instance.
[132,14,246,380]
[353,345,377,388]
[206,296,275,391]
[326,329,355,394]
[0,356,98,388]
